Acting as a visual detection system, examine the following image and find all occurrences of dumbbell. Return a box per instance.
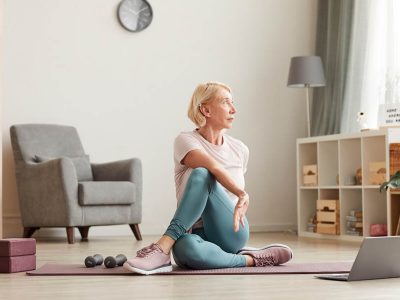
[84,254,104,268]
[104,254,127,268]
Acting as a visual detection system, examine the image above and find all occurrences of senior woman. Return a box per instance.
[124,81,293,275]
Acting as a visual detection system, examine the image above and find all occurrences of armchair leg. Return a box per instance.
[23,227,40,238]
[77,226,90,240]
[129,224,142,241]
[66,227,75,244]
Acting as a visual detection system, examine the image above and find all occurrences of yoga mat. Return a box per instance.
[27,262,353,276]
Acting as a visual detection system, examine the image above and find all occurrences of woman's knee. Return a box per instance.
[190,167,213,184]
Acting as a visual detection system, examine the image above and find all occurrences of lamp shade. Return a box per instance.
[287,56,326,87]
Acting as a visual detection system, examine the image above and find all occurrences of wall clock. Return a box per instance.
[117,0,153,32]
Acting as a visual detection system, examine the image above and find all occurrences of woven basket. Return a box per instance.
[390,143,400,176]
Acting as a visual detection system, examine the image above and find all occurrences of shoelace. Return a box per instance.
[136,243,161,258]
[254,254,277,267]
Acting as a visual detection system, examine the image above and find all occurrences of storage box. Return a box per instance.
[0,238,36,273]
[0,238,36,257]
[317,211,337,222]
[303,164,318,186]
[316,223,338,235]
[316,200,340,235]
[303,165,317,175]
[303,175,318,186]
[390,143,400,176]
[369,173,386,185]
[317,199,339,211]
[370,224,387,237]
[0,255,36,273]
[368,161,386,185]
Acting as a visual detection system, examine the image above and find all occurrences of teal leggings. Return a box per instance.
[164,168,249,269]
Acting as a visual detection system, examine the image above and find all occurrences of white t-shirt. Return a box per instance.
[174,130,249,228]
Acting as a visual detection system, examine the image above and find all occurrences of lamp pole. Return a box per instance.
[287,56,326,137]
[305,83,311,137]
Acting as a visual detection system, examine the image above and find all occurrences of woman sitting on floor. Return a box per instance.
[124,81,293,275]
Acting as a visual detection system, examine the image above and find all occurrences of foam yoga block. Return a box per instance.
[0,238,36,256]
[0,255,36,273]
[0,238,36,273]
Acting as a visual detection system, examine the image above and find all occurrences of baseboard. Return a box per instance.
[3,213,297,238]
[3,213,23,237]
[250,223,297,233]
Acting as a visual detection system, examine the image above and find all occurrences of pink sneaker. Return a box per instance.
[123,243,172,275]
[238,244,293,266]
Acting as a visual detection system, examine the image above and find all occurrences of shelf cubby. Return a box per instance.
[298,143,317,187]
[340,189,362,236]
[318,141,338,186]
[390,193,400,235]
[363,189,387,236]
[298,189,318,233]
[339,138,362,186]
[362,135,386,186]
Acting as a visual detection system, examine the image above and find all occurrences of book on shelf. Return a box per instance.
[307,222,316,233]
[346,215,363,222]
[346,221,363,228]
[349,210,363,218]
[346,210,363,235]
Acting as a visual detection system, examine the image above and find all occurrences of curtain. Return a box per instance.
[311,0,356,136]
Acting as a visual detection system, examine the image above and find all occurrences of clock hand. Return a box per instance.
[137,6,148,13]
[126,7,139,15]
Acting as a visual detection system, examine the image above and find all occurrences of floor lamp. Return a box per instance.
[287,56,326,137]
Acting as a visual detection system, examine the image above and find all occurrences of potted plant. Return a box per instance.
[379,170,400,192]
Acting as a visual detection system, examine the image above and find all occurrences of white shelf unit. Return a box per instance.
[297,128,400,240]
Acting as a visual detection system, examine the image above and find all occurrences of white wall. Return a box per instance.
[2,0,317,237]
[0,0,3,238]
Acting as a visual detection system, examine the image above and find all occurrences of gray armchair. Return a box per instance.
[10,124,142,244]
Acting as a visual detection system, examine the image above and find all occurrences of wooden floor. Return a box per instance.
[1,232,400,299]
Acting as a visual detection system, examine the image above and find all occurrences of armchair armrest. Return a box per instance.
[91,158,143,223]
[91,158,142,183]
[17,158,81,226]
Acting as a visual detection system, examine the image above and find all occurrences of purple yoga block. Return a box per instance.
[0,238,36,257]
[0,254,36,273]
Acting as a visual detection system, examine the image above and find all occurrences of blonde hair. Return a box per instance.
[187,81,232,127]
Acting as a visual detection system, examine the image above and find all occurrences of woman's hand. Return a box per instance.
[233,193,249,232]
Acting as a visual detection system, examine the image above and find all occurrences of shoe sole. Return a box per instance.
[238,243,294,259]
[123,262,173,275]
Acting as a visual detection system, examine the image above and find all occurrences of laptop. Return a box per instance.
[315,236,400,281]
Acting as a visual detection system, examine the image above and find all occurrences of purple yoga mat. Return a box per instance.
[27,262,353,276]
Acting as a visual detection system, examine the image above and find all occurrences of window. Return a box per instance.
[341,0,400,132]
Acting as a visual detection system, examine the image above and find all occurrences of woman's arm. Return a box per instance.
[182,149,249,232]
[182,149,246,198]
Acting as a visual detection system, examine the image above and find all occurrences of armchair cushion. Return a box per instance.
[34,154,93,182]
[78,182,135,206]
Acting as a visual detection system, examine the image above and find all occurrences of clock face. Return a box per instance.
[117,0,153,32]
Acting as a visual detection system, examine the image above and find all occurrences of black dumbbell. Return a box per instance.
[104,254,127,268]
[84,254,104,268]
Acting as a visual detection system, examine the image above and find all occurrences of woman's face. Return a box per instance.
[202,88,236,130]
